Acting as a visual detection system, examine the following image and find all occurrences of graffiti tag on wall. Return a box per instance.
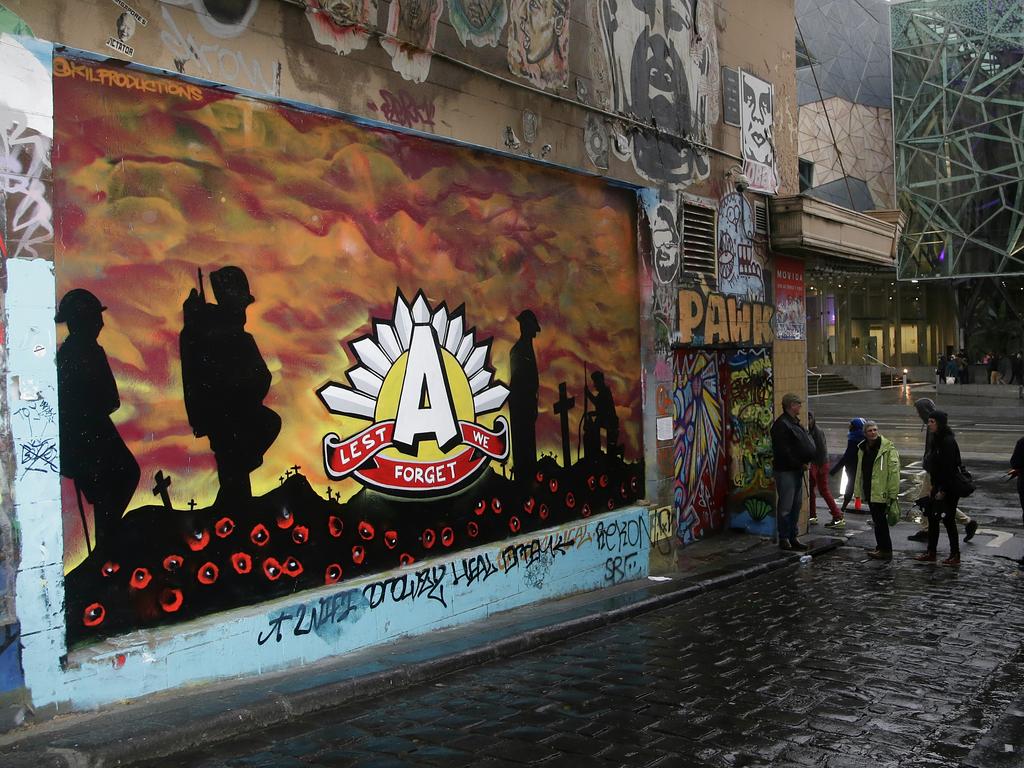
[678,289,774,346]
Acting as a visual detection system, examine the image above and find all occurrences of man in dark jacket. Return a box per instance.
[771,393,817,551]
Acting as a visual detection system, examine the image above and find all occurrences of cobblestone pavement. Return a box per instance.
[153,548,1024,768]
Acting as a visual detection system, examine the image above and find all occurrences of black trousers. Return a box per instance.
[868,502,892,551]
[927,494,961,556]
[1016,476,1024,526]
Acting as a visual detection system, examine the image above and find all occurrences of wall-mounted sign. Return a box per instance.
[678,288,775,347]
[774,256,806,340]
[722,66,741,127]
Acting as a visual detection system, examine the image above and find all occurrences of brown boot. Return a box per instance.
[914,551,937,562]
[941,555,961,566]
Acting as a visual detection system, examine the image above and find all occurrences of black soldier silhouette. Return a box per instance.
[55,289,140,550]
[508,309,541,481]
[584,370,620,459]
[180,266,280,507]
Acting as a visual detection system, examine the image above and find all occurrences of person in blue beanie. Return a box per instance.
[830,417,866,513]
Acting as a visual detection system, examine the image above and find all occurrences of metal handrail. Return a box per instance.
[862,354,899,375]
[806,368,823,396]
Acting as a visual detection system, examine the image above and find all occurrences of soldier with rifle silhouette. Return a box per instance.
[180,266,280,507]
[583,369,620,460]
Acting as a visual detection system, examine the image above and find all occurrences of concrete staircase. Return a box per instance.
[807,372,858,396]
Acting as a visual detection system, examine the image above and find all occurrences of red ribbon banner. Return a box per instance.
[323,417,509,491]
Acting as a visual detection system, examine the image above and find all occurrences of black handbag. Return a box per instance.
[950,464,976,497]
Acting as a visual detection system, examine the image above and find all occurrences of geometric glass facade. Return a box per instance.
[892,0,1024,279]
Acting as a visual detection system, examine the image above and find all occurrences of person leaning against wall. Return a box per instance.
[770,393,818,552]
[853,420,901,559]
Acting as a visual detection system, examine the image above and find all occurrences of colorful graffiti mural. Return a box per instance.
[717,192,766,301]
[726,348,775,535]
[673,350,728,543]
[52,54,643,643]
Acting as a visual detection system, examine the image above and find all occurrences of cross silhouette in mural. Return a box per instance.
[188,498,197,511]
[152,470,172,511]
[325,487,333,500]
[553,382,576,469]
[291,465,301,475]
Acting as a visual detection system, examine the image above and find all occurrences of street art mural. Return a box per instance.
[165,0,261,37]
[673,350,728,543]
[449,0,507,48]
[726,348,775,535]
[717,192,766,301]
[302,0,378,55]
[507,0,570,90]
[740,70,779,194]
[597,0,720,185]
[52,54,643,643]
[382,0,444,82]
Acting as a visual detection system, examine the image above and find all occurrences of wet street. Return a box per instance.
[156,547,1024,768]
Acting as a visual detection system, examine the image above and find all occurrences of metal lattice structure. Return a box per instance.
[892,0,1024,279]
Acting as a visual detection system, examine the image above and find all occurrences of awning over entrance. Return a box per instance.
[769,195,905,266]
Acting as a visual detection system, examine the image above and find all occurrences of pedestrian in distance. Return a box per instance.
[1011,352,1023,386]
[806,412,844,529]
[1008,434,1024,527]
[988,352,1000,385]
[853,420,901,559]
[908,398,977,543]
[771,393,818,552]
[915,411,964,566]
[830,417,866,513]
[944,356,959,384]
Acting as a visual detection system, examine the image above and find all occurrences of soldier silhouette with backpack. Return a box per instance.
[180,266,280,506]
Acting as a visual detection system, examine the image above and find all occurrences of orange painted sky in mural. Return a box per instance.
[53,57,641,539]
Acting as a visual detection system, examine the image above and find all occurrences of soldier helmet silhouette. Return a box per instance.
[210,266,254,307]
[592,371,605,386]
[516,309,541,334]
[55,289,107,324]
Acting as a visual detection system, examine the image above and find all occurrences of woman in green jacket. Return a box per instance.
[853,420,901,558]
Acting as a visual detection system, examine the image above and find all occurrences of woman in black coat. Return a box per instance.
[916,410,963,565]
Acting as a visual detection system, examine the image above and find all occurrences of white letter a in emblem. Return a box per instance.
[393,323,460,453]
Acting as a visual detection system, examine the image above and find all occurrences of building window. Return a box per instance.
[682,202,717,277]
[796,37,815,69]
[799,158,814,192]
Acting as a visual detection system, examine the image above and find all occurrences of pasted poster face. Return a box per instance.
[52,55,643,642]
[716,192,765,301]
[449,0,508,47]
[740,71,778,194]
[507,0,569,89]
[774,256,805,340]
[597,0,719,185]
[381,0,444,82]
[302,0,378,55]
